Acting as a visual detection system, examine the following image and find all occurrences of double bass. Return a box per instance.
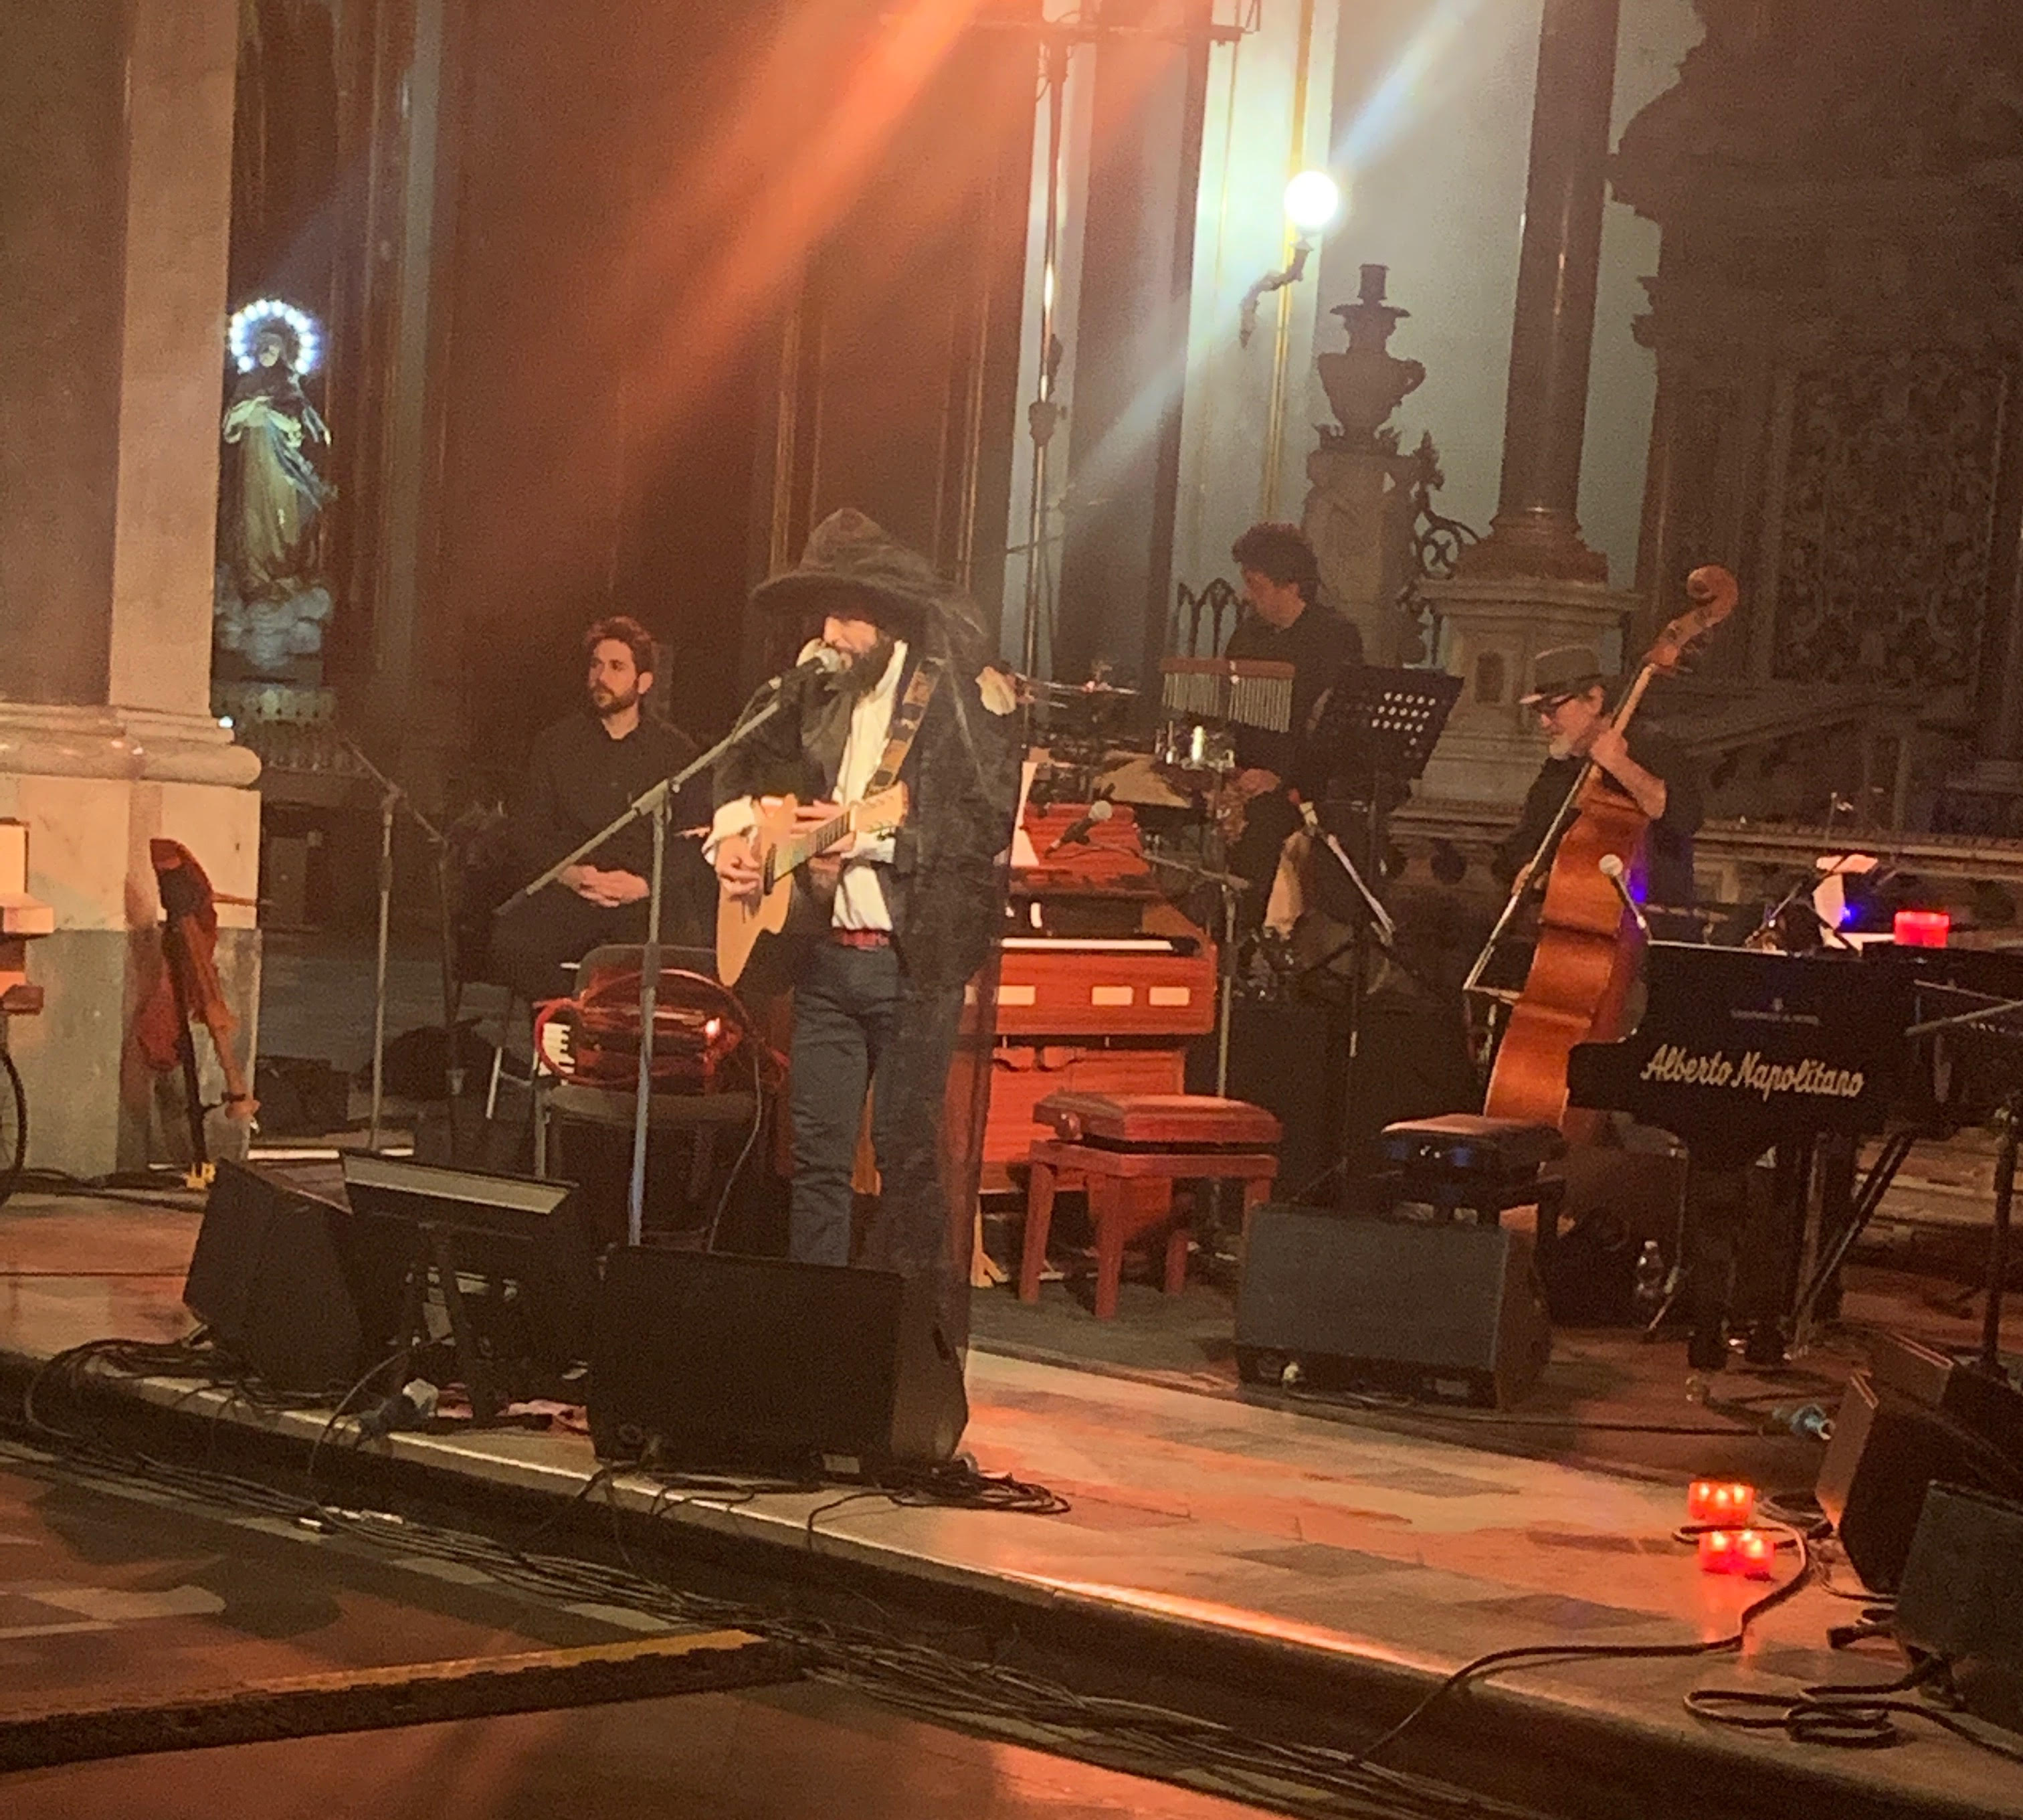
[1466,566,1739,1140]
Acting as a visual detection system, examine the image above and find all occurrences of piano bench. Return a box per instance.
[1021,1093,1282,1319]
[1377,1116,1568,1259]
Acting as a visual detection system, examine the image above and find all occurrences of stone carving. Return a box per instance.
[1302,266,1464,666]
[1773,348,2004,689]
[1317,264,1426,452]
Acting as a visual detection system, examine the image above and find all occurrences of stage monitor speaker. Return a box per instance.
[184,1159,364,1394]
[589,1249,967,1479]
[1815,1343,2023,1594]
[1236,1205,1551,1408]
[1895,1483,2023,1738]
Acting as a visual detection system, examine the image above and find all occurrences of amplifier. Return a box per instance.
[589,1249,967,1479]
[1895,1483,2023,1737]
[1816,1344,2023,1594]
[1236,1204,1551,1408]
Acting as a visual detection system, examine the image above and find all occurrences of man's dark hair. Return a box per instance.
[1231,522,1321,606]
[583,614,656,676]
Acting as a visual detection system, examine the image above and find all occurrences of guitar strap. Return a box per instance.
[862,655,944,798]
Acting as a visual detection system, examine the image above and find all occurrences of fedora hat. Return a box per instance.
[1519,646,1608,709]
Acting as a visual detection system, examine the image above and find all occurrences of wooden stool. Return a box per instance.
[1020,1092,1282,1319]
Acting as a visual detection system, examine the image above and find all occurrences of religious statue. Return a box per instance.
[214,300,334,677]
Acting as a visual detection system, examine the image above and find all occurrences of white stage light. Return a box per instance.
[1283,170,1343,234]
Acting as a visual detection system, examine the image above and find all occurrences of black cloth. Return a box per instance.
[1494,723,1704,913]
[490,883,691,1004]
[496,711,712,1000]
[512,711,707,881]
[1222,601,1363,798]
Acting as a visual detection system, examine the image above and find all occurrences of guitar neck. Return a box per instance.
[767,807,854,889]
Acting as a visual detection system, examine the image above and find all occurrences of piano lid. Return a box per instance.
[1567,943,1911,1168]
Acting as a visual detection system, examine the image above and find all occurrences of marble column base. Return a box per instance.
[1417,575,1634,806]
[0,703,261,1178]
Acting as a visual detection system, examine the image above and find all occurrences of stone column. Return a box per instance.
[0,0,262,1176]
[1464,0,1620,583]
[1056,0,1212,690]
[1419,0,1631,804]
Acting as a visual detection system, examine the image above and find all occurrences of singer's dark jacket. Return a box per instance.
[714,650,1021,989]
[1495,724,1704,913]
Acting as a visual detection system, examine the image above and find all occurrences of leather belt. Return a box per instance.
[828,927,893,949]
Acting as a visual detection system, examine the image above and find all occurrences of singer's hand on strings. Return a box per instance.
[797,800,852,856]
[714,834,762,900]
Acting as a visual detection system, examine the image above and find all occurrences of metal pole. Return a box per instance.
[1214,883,1235,1097]
[1021,34,1069,682]
[1984,1091,2018,1376]
[626,796,668,1248]
[367,789,396,1152]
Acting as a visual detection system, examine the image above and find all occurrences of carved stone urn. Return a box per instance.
[1317,264,1426,449]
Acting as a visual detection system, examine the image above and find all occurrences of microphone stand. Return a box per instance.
[338,736,453,1156]
[492,686,795,1247]
[1141,850,1250,1095]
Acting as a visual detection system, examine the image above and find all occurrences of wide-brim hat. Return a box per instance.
[1519,645,1608,709]
[751,508,984,650]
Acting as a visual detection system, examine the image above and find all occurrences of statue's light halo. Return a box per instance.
[228,298,323,375]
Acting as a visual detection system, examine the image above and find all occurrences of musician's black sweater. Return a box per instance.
[1496,725,1705,913]
[512,711,707,881]
[1223,600,1363,796]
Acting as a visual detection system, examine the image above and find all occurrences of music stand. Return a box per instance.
[1305,666,1461,1200]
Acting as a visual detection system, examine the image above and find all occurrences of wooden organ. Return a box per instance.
[978,802,1216,1190]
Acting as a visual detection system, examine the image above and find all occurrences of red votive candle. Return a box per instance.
[1688,1479,1757,1526]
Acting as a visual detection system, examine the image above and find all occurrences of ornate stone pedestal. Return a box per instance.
[1416,576,1634,805]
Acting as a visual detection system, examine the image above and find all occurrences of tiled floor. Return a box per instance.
[5,1192,2022,1817]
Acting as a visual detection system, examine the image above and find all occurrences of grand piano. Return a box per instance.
[1568,939,2023,1367]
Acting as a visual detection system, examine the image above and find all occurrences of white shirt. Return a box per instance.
[706,638,906,932]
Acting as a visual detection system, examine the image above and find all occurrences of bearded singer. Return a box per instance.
[706,511,1022,1337]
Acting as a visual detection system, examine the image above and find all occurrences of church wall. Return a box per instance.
[1315,0,1701,589]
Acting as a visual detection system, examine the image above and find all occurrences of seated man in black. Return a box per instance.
[1221,522,1363,889]
[492,615,711,1002]
[1495,645,1703,937]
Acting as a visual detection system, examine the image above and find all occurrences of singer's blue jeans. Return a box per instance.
[787,939,964,1289]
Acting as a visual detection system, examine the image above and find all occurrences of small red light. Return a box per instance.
[1736,1530,1775,1579]
[1699,1530,1737,1572]
[1894,909,1950,949]
[1687,1480,1757,1525]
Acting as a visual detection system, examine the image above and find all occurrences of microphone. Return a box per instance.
[1046,798,1114,854]
[356,1379,440,1441]
[772,644,846,691]
[1597,854,1650,937]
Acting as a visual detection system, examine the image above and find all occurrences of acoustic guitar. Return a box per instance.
[715,786,909,986]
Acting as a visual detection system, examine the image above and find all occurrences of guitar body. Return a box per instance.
[716,796,806,988]
[716,785,910,986]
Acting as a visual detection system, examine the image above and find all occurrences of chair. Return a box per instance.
[532,946,771,1232]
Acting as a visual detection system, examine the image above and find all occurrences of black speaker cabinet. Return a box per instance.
[1896,1483,2023,1738]
[1816,1340,2023,1595]
[184,1160,365,1393]
[589,1249,968,1479]
[1236,1205,1552,1408]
